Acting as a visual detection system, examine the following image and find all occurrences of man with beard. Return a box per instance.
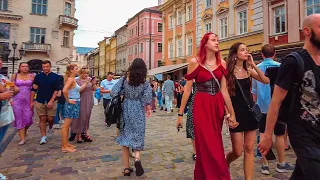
[259,14,320,179]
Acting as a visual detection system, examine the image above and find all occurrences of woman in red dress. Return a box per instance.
[177,33,238,179]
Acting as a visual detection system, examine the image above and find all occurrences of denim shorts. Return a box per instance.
[63,100,80,119]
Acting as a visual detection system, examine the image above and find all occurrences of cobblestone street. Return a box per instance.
[0,104,295,180]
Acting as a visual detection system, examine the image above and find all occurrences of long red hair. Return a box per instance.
[197,33,221,66]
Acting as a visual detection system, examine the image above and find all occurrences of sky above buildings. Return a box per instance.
[74,0,159,48]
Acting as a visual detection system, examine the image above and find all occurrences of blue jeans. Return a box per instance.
[54,103,65,124]
[157,94,163,107]
[0,124,10,143]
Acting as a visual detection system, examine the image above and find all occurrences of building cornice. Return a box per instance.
[115,24,128,34]
[234,0,249,8]
[0,13,22,20]
[127,6,162,24]
[219,30,263,43]
[159,0,175,11]
[216,6,229,15]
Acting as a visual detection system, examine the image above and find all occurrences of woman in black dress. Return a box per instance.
[186,81,196,160]
[225,42,269,180]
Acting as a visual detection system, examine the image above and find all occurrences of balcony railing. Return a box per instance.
[22,42,51,53]
[59,15,78,29]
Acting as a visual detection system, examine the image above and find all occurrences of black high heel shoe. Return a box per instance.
[123,168,133,176]
[68,133,76,141]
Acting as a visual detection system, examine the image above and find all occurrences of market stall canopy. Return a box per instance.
[148,63,189,76]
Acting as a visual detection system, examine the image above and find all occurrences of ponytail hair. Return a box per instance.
[64,63,78,83]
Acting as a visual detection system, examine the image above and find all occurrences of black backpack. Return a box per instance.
[105,77,125,128]
[265,52,305,124]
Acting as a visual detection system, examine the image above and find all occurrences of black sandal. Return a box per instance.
[76,137,83,143]
[192,153,196,161]
[134,159,144,176]
[68,133,76,141]
[82,134,93,142]
[123,168,133,176]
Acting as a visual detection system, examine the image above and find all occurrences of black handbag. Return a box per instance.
[105,77,125,129]
[235,78,262,122]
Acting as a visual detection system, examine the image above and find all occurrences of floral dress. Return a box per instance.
[110,77,152,150]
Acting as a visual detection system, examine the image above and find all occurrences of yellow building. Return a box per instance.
[93,51,99,77]
[109,36,117,73]
[105,41,111,73]
[98,38,107,77]
[197,0,264,59]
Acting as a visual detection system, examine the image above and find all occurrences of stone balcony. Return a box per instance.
[22,42,51,54]
[59,15,78,29]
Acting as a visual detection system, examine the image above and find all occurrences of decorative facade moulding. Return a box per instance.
[234,0,249,8]
[185,30,194,35]
[168,37,173,41]
[202,13,213,20]
[216,6,229,15]
[0,13,22,20]
[175,33,182,38]
[267,0,281,3]
[183,0,192,4]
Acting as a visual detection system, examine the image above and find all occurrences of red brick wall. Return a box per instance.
[269,34,288,46]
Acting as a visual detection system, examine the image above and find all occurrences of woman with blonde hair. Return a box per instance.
[71,66,96,143]
[62,64,88,153]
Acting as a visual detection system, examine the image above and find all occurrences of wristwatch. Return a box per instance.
[178,113,183,117]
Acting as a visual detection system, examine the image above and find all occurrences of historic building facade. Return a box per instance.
[127,6,162,70]
[0,0,78,76]
[160,0,197,66]
[115,25,128,75]
[198,0,264,59]
[262,0,319,59]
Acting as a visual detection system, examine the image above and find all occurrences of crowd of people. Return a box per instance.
[0,14,319,180]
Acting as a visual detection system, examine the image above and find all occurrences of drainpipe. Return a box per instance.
[138,14,140,58]
[149,11,152,70]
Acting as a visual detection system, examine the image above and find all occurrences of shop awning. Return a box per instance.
[148,63,189,76]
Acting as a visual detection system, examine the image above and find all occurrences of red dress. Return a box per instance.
[185,65,230,180]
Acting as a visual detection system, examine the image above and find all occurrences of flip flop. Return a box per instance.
[62,148,76,153]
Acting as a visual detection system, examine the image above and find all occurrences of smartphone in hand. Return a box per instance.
[90,76,96,82]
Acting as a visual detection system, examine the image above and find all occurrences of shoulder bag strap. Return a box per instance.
[235,77,252,110]
[203,63,221,89]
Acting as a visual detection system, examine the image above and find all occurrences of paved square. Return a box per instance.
[0,105,295,179]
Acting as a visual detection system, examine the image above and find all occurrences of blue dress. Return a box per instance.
[111,77,152,150]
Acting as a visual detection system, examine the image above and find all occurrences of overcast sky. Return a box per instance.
[74,0,159,48]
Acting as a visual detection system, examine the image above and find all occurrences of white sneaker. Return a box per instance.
[39,136,47,145]
[0,173,6,180]
[53,124,61,129]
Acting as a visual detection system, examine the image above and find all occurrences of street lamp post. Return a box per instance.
[4,41,25,74]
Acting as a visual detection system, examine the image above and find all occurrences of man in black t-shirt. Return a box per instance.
[259,14,320,180]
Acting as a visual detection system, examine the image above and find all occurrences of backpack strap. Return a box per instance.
[289,52,305,82]
[286,51,305,113]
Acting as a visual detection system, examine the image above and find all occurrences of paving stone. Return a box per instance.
[0,105,296,179]
[60,170,78,176]
[273,173,290,179]
[171,158,185,163]
[20,176,42,180]
[11,173,31,179]
[164,164,175,169]
[49,167,73,173]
